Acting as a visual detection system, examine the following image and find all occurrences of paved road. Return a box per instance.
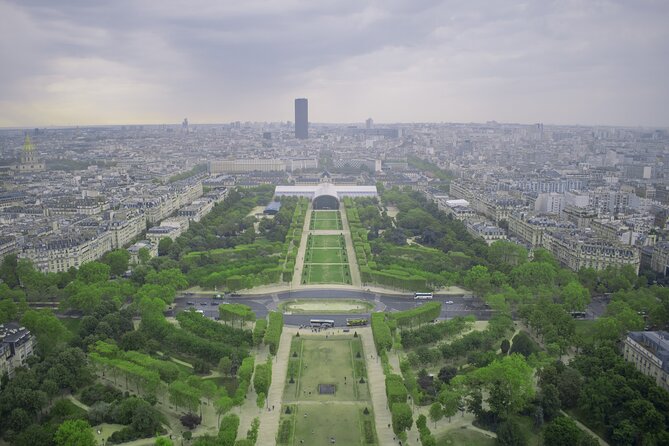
[170,289,606,326]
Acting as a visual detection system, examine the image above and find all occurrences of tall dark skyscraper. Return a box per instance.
[294,98,308,139]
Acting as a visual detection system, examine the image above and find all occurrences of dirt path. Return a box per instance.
[340,202,362,287]
[255,327,295,444]
[359,327,396,446]
[235,345,270,442]
[291,204,313,287]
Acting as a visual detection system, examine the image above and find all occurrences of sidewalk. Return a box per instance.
[291,204,313,286]
[359,327,396,446]
[340,201,362,287]
[235,345,269,442]
[255,327,296,444]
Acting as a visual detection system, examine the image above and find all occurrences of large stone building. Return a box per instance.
[209,159,286,174]
[0,323,35,379]
[13,135,45,173]
[274,184,378,210]
[624,331,669,391]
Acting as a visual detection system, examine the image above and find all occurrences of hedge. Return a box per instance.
[234,357,255,405]
[252,319,267,346]
[390,301,442,328]
[385,374,408,405]
[371,313,392,352]
[264,311,284,355]
[253,360,272,397]
[219,413,240,446]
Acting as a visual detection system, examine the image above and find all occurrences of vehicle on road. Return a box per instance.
[346,318,368,326]
[187,301,195,305]
[200,302,207,306]
[214,294,222,299]
[310,319,335,328]
[414,292,433,300]
[445,300,454,304]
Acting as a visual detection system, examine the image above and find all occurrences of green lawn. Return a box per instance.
[312,219,342,230]
[307,248,346,264]
[302,264,350,284]
[280,336,376,445]
[285,337,366,402]
[308,234,344,248]
[437,428,496,446]
[310,211,343,230]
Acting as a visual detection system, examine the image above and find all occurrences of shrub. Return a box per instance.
[371,313,392,352]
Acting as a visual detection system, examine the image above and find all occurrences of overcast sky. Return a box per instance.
[1,0,668,127]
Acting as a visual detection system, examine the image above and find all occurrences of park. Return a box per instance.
[278,333,377,445]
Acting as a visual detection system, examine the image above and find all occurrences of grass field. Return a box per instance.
[303,233,351,285]
[280,335,376,445]
[279,299,374,314]
[302,264,351,284]
[307,248,346,263]
[310,210,343,230]
[437,428,496,446]
[308,234,345,248]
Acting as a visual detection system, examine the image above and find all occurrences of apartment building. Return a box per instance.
[0,323,35,379]
[508,213,575,247]
[623,331,669,392]
[651,242,669,276]
[541,230,640,273]
[20,231,114,273]
[108,212,146,249]
[466,221,507,245]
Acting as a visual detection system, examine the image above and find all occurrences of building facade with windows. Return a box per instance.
[624,331,669,391]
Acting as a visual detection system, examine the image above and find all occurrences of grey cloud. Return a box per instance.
[0,0,667,126]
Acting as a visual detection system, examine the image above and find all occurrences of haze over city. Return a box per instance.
[1,0,668,127]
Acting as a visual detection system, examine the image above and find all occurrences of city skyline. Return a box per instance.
[0,0,668,128]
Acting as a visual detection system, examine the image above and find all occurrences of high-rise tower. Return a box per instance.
[295,98,308,139]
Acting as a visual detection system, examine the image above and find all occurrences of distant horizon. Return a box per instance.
[0,119,667,131]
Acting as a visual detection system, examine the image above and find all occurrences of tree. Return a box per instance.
[158,238,173,256]
[21,309,70,351]
[439,388,459,422]
[459,354,534,420]
[429,402,443,427]
[54,419,96,446]
[77,261,110,284]
[155,439,174,446]
[218,357,233,376]
[509,332,538,358]
[500,339,511,355]
[138,247,151,265]
[214,396,234,425]
[438,366,457,385]
[543,417,581,446]
[496,419,527,446]
[539,384,561,422]
[104,249,131,277]
[561,281,590,312]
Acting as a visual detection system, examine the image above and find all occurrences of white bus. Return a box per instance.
[310,319,335,328]
[414,292,434,300]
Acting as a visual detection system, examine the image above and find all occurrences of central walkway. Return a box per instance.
[255,327,296,445]
[359,327,396,446]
